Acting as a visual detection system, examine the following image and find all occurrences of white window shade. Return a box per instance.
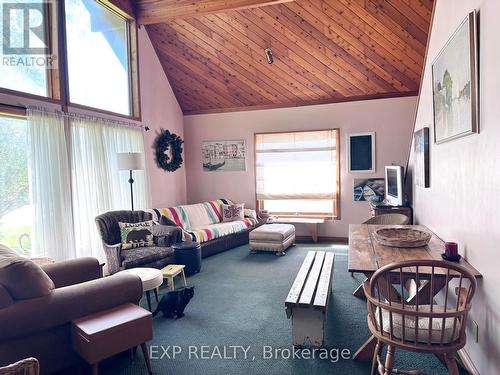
[255,130,338,201]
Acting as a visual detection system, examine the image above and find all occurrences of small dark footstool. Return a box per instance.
[71,303,153,375]
[173,242,202,276]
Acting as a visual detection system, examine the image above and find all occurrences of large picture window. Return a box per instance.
[0,0,52,97]
[64,0,132,115]
[255,129,340,219]
[0,0,137,117]
[1,106,148,261]
[0,112,32,254]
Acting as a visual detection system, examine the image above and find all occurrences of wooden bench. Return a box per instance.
[285,251,335,347]
[272,217,324,243]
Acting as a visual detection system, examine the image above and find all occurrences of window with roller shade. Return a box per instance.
[255,129,340,219]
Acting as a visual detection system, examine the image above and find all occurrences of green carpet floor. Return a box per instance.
[102,243,462,375]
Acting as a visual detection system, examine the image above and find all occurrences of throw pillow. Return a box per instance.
[119,221,154,250]
[160,216,178,226]
[244,208,258,221]
[0,244,55,300]
[222,203,245,222]
[152,224,182,247]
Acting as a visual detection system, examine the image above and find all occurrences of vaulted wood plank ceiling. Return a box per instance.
[141,0,433,115]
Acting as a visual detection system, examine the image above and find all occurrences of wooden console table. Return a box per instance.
[271,217,324,243]
[348,224,482,366]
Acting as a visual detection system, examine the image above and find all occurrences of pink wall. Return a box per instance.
[0,28,188,208]
[409,0,500,372]
[184,96,417,238]
[138,28,187,207]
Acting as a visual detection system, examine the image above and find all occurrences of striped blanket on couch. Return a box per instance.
[149,199,258,243]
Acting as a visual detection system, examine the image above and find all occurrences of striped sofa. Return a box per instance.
[148,199,260,258]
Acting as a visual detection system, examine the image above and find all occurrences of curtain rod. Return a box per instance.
[0,103,26,118]
[26,105,149,131]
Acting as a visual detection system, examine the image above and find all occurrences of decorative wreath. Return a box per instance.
[154,129,184,172]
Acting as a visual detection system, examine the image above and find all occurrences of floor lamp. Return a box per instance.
[117,152,145,211]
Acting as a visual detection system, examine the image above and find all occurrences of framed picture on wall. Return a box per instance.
[353,178,385,202]
[347,132,375,173]
[202,140,246,172]
[413,127,430,188]
[432,11,478,144]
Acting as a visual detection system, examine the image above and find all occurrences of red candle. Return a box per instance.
[445,242,458,257]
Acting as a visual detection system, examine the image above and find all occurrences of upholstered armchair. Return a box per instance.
[0,245,143,374]
[95,210,182,274]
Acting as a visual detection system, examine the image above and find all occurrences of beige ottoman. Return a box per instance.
[249,224,295,256]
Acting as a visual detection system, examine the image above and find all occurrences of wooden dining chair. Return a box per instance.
[363,214,410,225]
[0,358,39,375]
[363,259,476,375]
[351,214,411,277]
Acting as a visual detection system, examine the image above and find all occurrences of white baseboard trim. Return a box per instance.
[458,348,480,375]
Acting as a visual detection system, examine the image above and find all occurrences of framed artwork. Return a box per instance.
[353,178,385,202]
[202,140,246,172]
[347,132,375,173]
[414,127,430,188]
[432,11,478,144]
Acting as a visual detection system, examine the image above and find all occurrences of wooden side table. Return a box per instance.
[161,264,187,291]
[72,303,153,375]
[270,217,325,243]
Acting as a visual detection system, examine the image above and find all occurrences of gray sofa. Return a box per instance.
[95,210,182,275]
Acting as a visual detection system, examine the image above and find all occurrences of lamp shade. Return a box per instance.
[117,152,145,171]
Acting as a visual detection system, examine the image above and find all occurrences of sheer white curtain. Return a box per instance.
[70,117,149,261]
[27,108,75,260]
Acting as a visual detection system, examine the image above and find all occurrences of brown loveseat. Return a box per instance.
[0,245,143,374]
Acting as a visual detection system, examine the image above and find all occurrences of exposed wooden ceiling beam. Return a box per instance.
[98,0,135,19]
[136,0,295,25]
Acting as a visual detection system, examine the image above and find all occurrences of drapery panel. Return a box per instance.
[255,130,338,201]
[71,117,149,260]
[27,108,75,260]
[26,108,149,262]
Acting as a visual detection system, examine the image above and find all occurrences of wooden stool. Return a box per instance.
[161,264,187,291]
[71,303,153,375]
